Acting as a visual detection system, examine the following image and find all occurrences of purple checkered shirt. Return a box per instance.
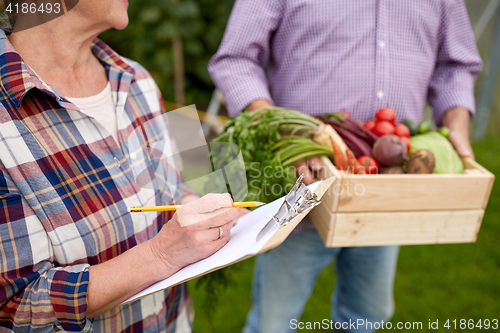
[209,0,482,125]
[209,0,482,232]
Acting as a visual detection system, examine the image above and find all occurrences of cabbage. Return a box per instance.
[409,132,464,174]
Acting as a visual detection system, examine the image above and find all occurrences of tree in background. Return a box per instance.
[100,0,235,108]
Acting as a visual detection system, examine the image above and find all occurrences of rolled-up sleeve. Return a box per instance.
[208,0,283,116]
[427,0,483,125]
[0,168,92,332]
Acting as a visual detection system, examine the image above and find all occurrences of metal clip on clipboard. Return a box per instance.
[256,174,322,242]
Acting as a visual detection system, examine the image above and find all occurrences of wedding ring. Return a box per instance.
[219,226,224,239]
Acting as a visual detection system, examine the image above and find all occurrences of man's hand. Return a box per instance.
[294,156,323,185]
[442,107,474,160]
[247,98,274,111]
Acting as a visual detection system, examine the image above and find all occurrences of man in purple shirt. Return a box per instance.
[209,1,482,332]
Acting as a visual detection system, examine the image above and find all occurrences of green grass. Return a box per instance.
[188,136,500,333]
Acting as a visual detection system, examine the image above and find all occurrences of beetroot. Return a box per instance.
[372,135,408,166]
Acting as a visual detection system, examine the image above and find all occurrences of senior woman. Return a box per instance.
[0,1,244,332]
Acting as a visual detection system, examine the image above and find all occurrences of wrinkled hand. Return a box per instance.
[294,156,323,185]
[148,193,249,276]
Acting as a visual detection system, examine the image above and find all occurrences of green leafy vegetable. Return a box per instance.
[211,108,332,203]
[409,132,464,174]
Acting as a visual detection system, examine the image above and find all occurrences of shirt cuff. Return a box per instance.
[431,90,476,126]
[222,78,273,117]
[49,264,92,332]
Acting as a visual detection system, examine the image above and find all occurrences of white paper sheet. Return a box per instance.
[124,181,321,304]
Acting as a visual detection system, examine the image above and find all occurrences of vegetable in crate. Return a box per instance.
[375,107,397,124]
[409,132,464,174]
[346,150,366,174]
[400,118,419,136]
[437,126,450,138]
[400,136,411,154]
[418,120,433,134]
[394,123,411,138]
[372,120,396,137]
[211,108,333,203]
[319,115,377,158]
[372,135,408,166]
[380,165,405,174]
[330,136,348,171]
[406,149,436,174]
[339,110,351,120]
[314,123,348,157]
[357,156,379,174]
[363,120,376,131]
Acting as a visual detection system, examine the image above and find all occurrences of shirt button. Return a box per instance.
[377,91,384,99]
[114,156,121,167]
[130,152,137,160]
[378,41,386,49]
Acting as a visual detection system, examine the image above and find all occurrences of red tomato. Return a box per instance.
[400,136,411,154]
[394,123,410,137]
[363,120,376,131]
[375,108,397,124]
[357,156,379,174]
[339,110,351,120]
[372,120,395,137]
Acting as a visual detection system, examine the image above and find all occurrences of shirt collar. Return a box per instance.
[0,30,135,108]
[91,38,135,76]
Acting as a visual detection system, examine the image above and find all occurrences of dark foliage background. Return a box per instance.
[99,0,235,108]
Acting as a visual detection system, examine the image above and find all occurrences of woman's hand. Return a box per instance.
[148,193,248,277]
[87,193,247,318]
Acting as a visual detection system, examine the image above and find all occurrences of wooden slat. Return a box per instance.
[339,174,491,212]
[328,210,484,247]
[462,158,496,209]
[463,157,493,175]
[312,157,492,248]
[319,158,494,212]
[309,202,336,245]
[318,156,342,212]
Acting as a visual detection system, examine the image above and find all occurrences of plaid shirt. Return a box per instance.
[0,31,193,332]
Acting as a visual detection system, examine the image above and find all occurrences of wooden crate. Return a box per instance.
[309,156,494,247]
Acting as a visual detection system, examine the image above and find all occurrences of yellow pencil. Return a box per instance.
[128,201,265,213]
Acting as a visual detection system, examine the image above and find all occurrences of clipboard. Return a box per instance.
[123,176,336,304]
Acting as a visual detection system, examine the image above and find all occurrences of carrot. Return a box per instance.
[330,137,348,171]
[346,149,366,174]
